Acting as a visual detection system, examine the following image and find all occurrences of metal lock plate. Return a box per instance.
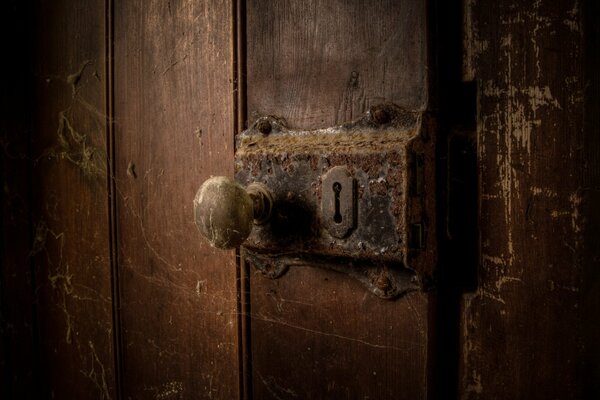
[235,104,436,296]
[321,166,356,239]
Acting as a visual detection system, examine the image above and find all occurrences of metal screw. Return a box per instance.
[256,119,272,135]
[371,108,390,125]
[375,274,392,292]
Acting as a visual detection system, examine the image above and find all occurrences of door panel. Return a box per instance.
[247,0,428,129]
[29,0,117,398]
[461,0,600,398]
[250,270,430,399]
[114,0,239,397]
[244,1,431,398]
[2,1,599,399]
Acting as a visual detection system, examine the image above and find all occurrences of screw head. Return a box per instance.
[371,108,390,125]
[375,274,392,292]
[256,119,272,135]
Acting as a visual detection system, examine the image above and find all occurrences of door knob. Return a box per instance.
[193,176,273,249]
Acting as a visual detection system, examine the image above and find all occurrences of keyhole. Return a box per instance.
[333,182,342,223]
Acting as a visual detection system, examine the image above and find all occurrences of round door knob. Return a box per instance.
[194,176,273,249]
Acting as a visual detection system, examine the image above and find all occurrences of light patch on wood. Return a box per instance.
[463,0,488,81]
[34,220,77,345]
[531,187,558,197]
[81,341,111,400]
[46,111,107,178]
[461,294,483,399]
[494,276,522,291]
[66,60,92,96]
[464,371,483,395]
[463,0,586,397]
[563,0,581,32]
[570,192,582,234]
[478,11,565,269]
[478,289,506,305]
[551,210,571,218]
[195,280,206,296]
[481,254,505,266]
[548,279,580,293]
[144,381,184,399]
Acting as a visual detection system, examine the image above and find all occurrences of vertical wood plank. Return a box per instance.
[113,0,240,397]
[245,1,431,398]
[461,0,600,398]
[250,273,430,399]
[28,0,116,398]
[246,0,428,129]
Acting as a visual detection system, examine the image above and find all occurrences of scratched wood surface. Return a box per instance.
[27,0,117,398]
[246,0,428,129]
[113,0,240,398]
[5,1,600,398]
[245,1,431,398]
[461,0,600,398]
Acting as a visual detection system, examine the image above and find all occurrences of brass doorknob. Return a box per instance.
[193,176,273,249]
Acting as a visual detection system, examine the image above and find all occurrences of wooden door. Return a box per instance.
[1,0,598,399]
[241,1,432,399]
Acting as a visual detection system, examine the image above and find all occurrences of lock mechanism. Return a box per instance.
[321,166,356,239]
[194,104,435,298]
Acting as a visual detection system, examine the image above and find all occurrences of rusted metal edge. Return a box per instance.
[235,103,437,286]
[243,249,421,300]
[236,104,421,155]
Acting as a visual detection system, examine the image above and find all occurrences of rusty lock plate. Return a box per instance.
[235,104,436,296]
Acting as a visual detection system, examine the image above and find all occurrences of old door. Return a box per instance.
[237,1,435,399]
[2,0,598,399]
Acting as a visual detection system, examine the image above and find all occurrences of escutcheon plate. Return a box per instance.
[234,104,436,289]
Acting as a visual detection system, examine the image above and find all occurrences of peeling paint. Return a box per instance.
[464,371,483,395]
[563,0,581,32]
[569,192,582,234]
[462,1,586,397]
[494,276,522,291]
[531,186,558,197]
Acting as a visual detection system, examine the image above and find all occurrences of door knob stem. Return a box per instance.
[247,182,273,224]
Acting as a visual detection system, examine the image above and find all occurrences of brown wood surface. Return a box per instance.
[249,271,431,399]
[113,0,240,398]
[461,0,600,398]
[28,0,117,398]
[246,0,428,130]
[245,1,431,398]
[3,1,599,399]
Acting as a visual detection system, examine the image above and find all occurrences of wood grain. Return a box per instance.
[461,0,600,398]
[246,0,428,130]
[113,0,240,397]
[245,1,431,398]
[250,270,430,399]
[28,0,116,398]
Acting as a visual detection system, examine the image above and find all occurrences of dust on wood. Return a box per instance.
[44,111,107,178]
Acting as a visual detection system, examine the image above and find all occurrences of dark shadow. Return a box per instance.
[267,196,316,246]
[582,0,600,398]
[0,1,41,399]
[429,0,479,399]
